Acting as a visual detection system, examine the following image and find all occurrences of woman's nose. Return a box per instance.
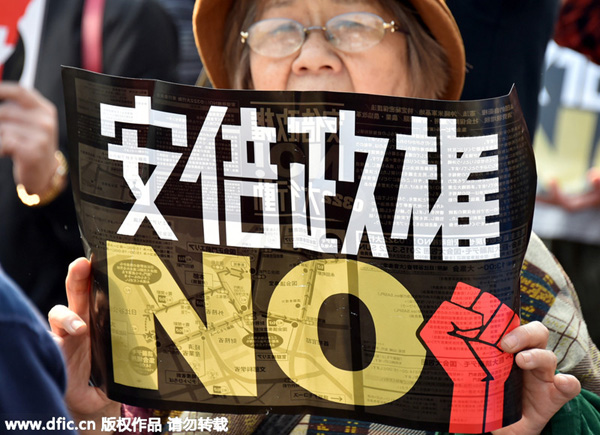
[290,30,343,75]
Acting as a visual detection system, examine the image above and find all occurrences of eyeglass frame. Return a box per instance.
[240,11,409,58]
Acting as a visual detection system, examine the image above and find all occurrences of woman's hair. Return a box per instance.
[224,0,259,90]
[223,0,449,99]
[378,0,449,99]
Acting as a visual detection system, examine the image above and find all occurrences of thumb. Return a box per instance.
[66,257,93,322]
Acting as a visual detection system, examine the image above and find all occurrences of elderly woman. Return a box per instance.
[50,0,600,434]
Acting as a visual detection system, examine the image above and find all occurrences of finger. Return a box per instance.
[587,167,600,183]
[1,123,57,190]
[0,101,31,123]
[0,82,47,109]
[0,122,49,156]
[0,104,56,135]
[532,373,582,418]
[540,173,600,211]
[0,123,20,157]
[480,305,519,345]
[566,190,600,211]
[48,304,88,338]
[500,320,549,353]
[65,258,93,320]
[538,180,564,204]
[548,179,561,197]
[553,373,581,400]
[516,348,557,382]
[48,330,64,347]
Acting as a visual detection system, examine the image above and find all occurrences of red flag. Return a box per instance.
[0,0,35,80]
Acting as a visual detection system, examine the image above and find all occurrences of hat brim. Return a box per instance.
[193,0,465,100]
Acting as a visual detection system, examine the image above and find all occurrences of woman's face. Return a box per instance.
[249,0,412,97]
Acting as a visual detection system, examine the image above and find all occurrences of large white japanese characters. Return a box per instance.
[102,96,500,261]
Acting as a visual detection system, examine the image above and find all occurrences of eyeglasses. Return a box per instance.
[240,12,407,58]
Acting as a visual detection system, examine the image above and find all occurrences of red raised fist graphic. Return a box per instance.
[420,282,519,433]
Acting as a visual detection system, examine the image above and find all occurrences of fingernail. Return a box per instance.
[70,319,84,333]
[502,334,518,351]
[519,351,531,364]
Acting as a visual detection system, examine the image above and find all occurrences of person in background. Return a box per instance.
[553,0,600,64]
[50,0,600,433]
[0,264,76,434]
[0,0,179,316]
[157,0,204,85]
[447,0,561,138]
[447,0,600,348]
[533,0,600,345]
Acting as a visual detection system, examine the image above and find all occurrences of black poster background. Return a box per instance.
[62,67,536,433]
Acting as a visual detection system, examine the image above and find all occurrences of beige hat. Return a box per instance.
[193,0,465,100]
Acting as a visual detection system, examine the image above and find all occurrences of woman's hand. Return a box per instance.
[48,258,121,432]
[493,321,581,435]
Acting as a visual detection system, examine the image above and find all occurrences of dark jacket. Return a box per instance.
[448,0,561,136]
[0,0,179,315]
[0,267,76,433]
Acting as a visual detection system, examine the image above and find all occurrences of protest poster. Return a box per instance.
[534,40,600,196]
[62,67,536,433]
[532,40,600,246]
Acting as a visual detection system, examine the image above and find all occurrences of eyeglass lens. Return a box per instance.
[244,12,394,58]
